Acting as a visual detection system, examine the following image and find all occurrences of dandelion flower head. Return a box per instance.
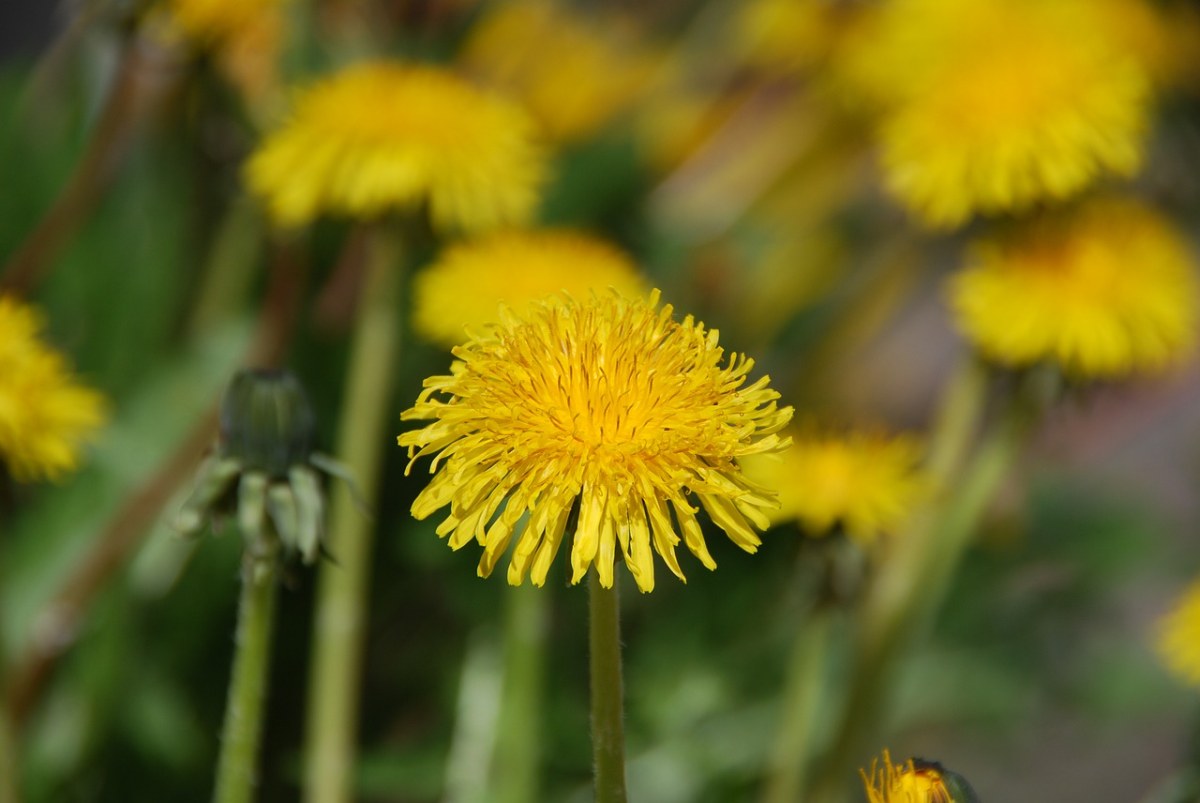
[741,429,925,544]
[1156,577,1200,688]
[0,297,107,483]
[460,0,654,144]
[398,290,793,593]
[245,62,547,231]
[949,198,1198,378]
[412,229,647,348]
[858,0,1151,228]
[861,751,957,803]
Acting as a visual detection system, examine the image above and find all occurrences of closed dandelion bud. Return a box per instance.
[176,369,356,565]
[220,369,315,478]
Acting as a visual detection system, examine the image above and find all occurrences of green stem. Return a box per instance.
[187,195,263,341]
[588,571,628,803]
[213,553,280,803]
[303,227,403,803]
[761,609,833,803]
[809,369,1023,803]
[925,357,989,487]
[493,584,548,803]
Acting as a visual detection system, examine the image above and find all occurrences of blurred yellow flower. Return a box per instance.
[398,291,792,593]
[412,229,646,348]
[460,0,654,144]
[741,429,925,543]
[949,199,1198,378]
[150,0,288,101]
[857,0,1150,228]
[734,0,838,75]
[162,0,284,47]
[861,751,955,803]
[1157,578,1200,688]
[0,297,107,483]
[245,62,547,231]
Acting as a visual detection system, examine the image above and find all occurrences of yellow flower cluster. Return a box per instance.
[0,297,107,483]
[1156,578,1200,688]
[412,229,646,348]
[398,291,792,593]
[741,430,925,544]
[849,0,1151,228]
[949,199,1198,378]
[246,62,547,231]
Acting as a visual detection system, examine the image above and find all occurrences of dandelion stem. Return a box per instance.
[761,608,833,803]
[213,550,280,803]
[588,571,628,803]
[303,226,403,803]
[493,585,548,803]
[810,362,1022,803]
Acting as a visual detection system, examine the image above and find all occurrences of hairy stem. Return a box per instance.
[213,551,280,803]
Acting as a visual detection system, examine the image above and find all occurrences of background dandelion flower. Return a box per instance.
[860,0,1150,228]
[741,429,925,544]
[411,229,647,348]
[398,291,793,593]
[0,297,107,483]
[245,62,547,231]
[460,0,655,144]
[949,198,1199,378]
[1156,578,1200,688]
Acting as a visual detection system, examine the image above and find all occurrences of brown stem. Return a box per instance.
[4,406,218,726]
[4,239,306,727]
[1,38,160,295]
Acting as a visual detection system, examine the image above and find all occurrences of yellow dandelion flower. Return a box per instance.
[398,290,793,593]
[0,297,107,483]
[862,0,1150,228]
[861,751,958,803]
[460,1,654,144]
[412,229,647,348]
[741,430,925,544]
[1156,578,1200,688]
[245,62,547,231]
[949,198,1199,378]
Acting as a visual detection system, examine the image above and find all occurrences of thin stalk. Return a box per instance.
[187,196,264,341]
[303,227,403,803]
[493,585,549,803]
[0,704,17,803]
[806,364,1022,801]
[213,552,280,803]
[925,357,989,487]
[761,610,833,803]
[588,571,628,803]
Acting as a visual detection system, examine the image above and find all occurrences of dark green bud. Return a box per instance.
[219,369,315,478]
